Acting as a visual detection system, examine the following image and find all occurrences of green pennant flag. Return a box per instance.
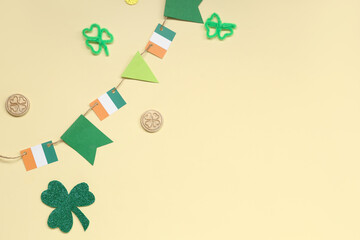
[61,115,113,165]
[164,0,203,24]
[121,52,158,83]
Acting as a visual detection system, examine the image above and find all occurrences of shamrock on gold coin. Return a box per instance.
[140,110,163,133]
[5,94,30,117]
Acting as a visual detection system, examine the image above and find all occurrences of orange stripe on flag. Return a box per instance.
[91,99,109,121]
[21,148,37,171]
[146,41,167,59]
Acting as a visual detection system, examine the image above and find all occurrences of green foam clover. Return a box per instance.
[205,13,237,40]
[82,23,114,56]
[41,180,95,233]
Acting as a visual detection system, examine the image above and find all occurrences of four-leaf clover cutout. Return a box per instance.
[41,180,95,233]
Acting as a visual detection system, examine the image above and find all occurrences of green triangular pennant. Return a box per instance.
[121,52,158,83]
[61,115,113,165]
[164,0,203,24]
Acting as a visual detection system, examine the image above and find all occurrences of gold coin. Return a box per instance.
[125,0,138,5]
[5,94,30,117]
[140,110,163,133]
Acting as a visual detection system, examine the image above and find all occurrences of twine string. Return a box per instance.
[47,139,64,148]
[84,102,98,116]
[160,17,168,31]
[114,78,125,92]
[0,154,23,160]
[0,152,26,162]
[141,44,153,56]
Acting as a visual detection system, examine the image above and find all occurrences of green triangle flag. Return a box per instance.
[164,0,203,24]
[121,52,158,83]
[61,115,113,165]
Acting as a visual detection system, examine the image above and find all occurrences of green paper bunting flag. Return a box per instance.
[164,0,203,24]
[121,52,158,83]
[61,115,113,165]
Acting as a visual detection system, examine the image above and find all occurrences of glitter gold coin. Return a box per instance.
[140,110,163,133]
[125,0,138,5]
[5,94,30,117]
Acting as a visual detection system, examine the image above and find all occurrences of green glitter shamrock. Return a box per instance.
[205,13,237,40]
[82,23,114,56]
[41,180,95,233]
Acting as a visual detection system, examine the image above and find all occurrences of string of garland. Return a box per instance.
[0,35,158,162]
[0,0,205,171]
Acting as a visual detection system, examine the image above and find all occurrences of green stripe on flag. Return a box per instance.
[154,24,176,41]
[107,88,126,110]
[41,141,58,164]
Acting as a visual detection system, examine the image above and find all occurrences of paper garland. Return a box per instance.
[9,1,209,170]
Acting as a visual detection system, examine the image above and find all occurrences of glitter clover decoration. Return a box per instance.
[82,23,114,56]
[41,180,95,233]
[205,13,237,40]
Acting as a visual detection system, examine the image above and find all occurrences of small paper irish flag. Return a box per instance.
[146,24,176,59]
[90,88,126,121]
[21,141,58,171]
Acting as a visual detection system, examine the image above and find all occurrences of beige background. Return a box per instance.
[1,0,360,239]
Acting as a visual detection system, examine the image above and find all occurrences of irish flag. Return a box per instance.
[21,141,58,171]
[90,88,126,121]
[146,24,176,59]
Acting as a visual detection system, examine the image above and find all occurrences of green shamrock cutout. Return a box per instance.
[205,13,237,40]
[82,23,114,56]
[41,180,95,233]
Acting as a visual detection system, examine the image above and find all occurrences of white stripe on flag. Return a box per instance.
[149,32,172,50]
[99,93,118,115]
[31,144,47,168]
